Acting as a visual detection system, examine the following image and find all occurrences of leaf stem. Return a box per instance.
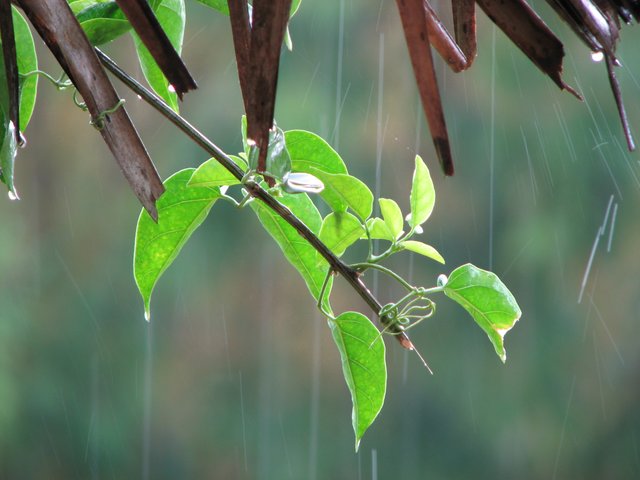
[95,49,419,346]
[351,262,414,291]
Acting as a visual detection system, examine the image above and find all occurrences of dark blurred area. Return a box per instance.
[1,1,640,478]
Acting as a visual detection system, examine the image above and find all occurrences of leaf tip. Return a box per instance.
[144,308,151,322]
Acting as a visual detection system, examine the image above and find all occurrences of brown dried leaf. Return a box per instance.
[115,0,196,99]
[246,0,292,174]
[396,0,455,175]
[452,0,477,66]
[476,0,582,99]
[227,0,251,113]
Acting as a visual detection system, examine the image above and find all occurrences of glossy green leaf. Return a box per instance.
[73,1,132,45]
[194,0,229,14]
[290,0,302,16]
[308,168,373,221]
[194,0,300,17]
[69,0,97,14]
[0,121,17,197]
[284,28,294,51]
[398,240,444,264]
[248,126,291,181]
[134,169,221,319]
[251,192,332,305]
[0,7,37,195]
[132,0,185,112]
[364,217,394,241]
[286,130,347,175]
[330,311,386,451]
[442,264,522,362]
[319,212,364,257]
[12,7,38,131]
[188,155,246,188]
[409,155,435,228]
[241,115,249,156]
[378,198,403,240]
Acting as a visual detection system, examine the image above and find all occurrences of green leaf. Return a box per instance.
[409,155,435,228]
[194,0,229,14]
[0,7,37,195]
[378,198,403,240]
[442,264,522,362]
[308,168,373,221]
[319,212,364,257]
[0,121,17,197]
[248,126,291,181]
[12,7,38,131]
[364,217,394,241]
[284,28,293,51]
[134,169,221,319]
[188,155,246,188]
[73,1,132,45]
[398,240,444,264]
[286,130,347,175]
[251,193,332,305]
[132,0,185,112]
[330,311,386,451]
[194,0,300,17]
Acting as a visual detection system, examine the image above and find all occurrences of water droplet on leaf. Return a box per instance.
[591,51,604,63]
[8,190,19,201]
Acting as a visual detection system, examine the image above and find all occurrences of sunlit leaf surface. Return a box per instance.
[378,198,403,240]
[330,311,386,451]
[443,264,522,362]
[399,240,444,264]
[409,155,435,228]
[188,155,246,188]
[319,211,364,257]
[134,169,220,319]
[252,192,331,303]
[286,129,347,175]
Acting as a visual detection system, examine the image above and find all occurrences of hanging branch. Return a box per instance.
[95,48,418,351]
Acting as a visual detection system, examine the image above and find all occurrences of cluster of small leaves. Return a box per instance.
[133,120,522,449]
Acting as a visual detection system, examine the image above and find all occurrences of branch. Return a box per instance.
[95,49,416,350]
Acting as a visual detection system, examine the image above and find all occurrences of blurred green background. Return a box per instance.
[2,1,640,478]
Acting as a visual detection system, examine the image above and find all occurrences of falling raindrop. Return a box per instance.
[591,51,604,63]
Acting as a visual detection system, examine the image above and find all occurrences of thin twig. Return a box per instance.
[96,49,416,348]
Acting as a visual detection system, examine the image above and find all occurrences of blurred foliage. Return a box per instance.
[1,1,640,478]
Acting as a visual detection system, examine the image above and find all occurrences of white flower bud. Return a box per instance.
[282,172,324,194]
